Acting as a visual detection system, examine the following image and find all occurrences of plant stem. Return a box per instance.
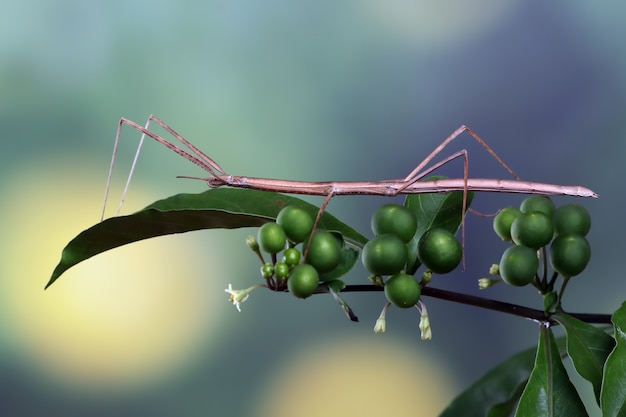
[336,284,612,324]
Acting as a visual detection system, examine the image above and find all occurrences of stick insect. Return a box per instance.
[101,115,597,258]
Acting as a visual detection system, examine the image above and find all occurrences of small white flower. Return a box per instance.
[478,278,492,290]
[374,317,386,334]
[373,302,390,334]
[478,277,501,290]
[416,300,432,340]
[225,283,252,312]
[419,314,432,340]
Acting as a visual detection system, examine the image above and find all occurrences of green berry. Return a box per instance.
[499,245,538,286]
[550,234,591,277]
[510,212,554,249]
[417,228,462,274]
[384,272,421,308]
[493,206,522,241]
[282,247,301,267]
[371,203,418,243]
[288,264,319,299]
[261,263,274,279]
[362,234,408,276]
[553,204,591,236]
[305,230,342,273]
[257,222,287,254]
[520,195,555,217]
[274,262,290,279]
[277,206,314,243]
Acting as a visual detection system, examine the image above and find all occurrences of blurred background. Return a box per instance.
[1,1,625,416]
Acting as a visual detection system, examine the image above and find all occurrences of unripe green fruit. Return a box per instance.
[362,234,408,276]
[417,228,462,274]
[550,234,591,277]
[371,203,418,243]
[511,212,554,249]
[384,272,421,308]
[261,263,274,279]
[282,247,301,267]
[257,222,287,254]
[493,206,522,241]
[274,262,289,279]
[288,264,319,299]
[499,245,538,286]
[520,195,555,217]
[305,230,342,273]
[553,204,591,236]
[277,206,314,243]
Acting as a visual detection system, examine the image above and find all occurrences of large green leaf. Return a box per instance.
[553,312,615,404]
[47,188,368,288]
[600,301,626,417]
[515,325,588,417]
[404,176,474,275]
[440,335,571,417]
[439,344,537,417]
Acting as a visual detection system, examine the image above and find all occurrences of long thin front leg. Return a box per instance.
[101,118,126,221]
[113,117,152,217]
[118,118,223,176]
[101,116,230,220]
[147,115,226,175]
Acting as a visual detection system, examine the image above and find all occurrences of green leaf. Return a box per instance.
[600,301,626,417]
[440,336,570,417]
[48,188,368,288]
[439,344,537,417]
[404,176,474,275]
[553,312,615,404]
[515,324,588,417]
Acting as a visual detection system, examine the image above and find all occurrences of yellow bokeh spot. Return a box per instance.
[255,335,459,417]
[0,155,227,393]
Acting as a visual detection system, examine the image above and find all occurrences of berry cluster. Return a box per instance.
[490,195,591,303]
[362,204,462,310]
[232,192,590,334]
[252,205,343,299]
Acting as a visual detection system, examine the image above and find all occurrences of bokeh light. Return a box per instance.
[0,155,226,393]
[255,335,458,417]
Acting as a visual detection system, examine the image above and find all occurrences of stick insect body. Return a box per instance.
[102,115,597,225]
[102,115,598,268]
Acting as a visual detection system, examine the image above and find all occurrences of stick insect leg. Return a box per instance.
[101,116,229,220]
[119,117,225,176]
[401,125,520,185]
[302,188,337,262]
[397,148,471,269]
[101,117,129,221]
[147,115,226,175]
[102,117,157,220]
[391,149,471,267]
[110,117,160,218]
[394,125,520,270]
